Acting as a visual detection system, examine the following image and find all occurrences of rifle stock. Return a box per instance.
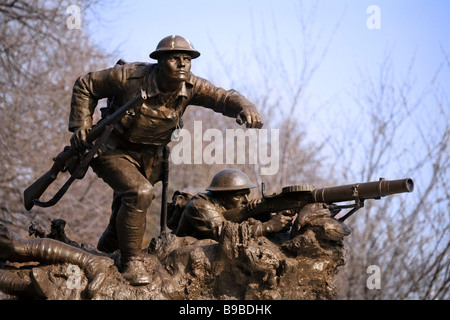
[222,178,414,223]
[23,172,56,211]
[23,91,146,211]
[24,147,75,211]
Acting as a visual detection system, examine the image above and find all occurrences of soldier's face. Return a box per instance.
[221,190,250,210]
[159,52,192,82]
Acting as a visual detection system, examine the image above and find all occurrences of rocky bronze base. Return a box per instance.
[0,213,348,300]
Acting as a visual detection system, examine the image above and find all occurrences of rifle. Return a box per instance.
[222,178,414,223]
[23,90,147,211]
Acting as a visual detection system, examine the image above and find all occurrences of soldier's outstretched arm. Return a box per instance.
[191,77,263,128]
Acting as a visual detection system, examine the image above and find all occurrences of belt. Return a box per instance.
[107,130,165,152]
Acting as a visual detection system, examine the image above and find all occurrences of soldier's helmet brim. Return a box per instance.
[150,35,201,60]
[206,169,257,192]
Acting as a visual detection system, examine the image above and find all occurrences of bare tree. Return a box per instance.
[0,0,113,243]
[332,53,449,300]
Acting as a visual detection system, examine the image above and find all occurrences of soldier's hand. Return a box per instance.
[237,110,263,129]
[278,209,297,216]
[70,127,90,153]
[246,198,262,211]
[264,212,293,234]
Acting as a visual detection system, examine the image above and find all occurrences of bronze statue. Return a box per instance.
[173,169,293,241]
[15,33,416,297]
[66,35,263,285]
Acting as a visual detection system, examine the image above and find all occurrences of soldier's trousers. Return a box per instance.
[90,145,163,263]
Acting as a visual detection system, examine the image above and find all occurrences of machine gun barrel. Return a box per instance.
[311,178,414,204]
[222,178,414,223]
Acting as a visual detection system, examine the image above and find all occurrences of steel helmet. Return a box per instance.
[150,35,201,60]
[206,169,257,192]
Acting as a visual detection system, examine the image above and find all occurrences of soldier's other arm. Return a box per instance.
[191,77,263,128]
[177,198,225,241]
[68,65,129,150]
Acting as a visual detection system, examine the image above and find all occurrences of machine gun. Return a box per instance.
[23,90,147,211]
[222,178,414,223]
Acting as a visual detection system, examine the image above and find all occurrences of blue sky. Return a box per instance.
[85,0,449,116]
[84,0,449,181]
[85,0,449,81]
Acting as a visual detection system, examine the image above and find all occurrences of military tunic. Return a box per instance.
[176,193,265,242]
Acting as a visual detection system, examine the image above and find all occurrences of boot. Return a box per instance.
[116,206,150,286]
[120,255,150,286]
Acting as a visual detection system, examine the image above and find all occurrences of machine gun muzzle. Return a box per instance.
[311,178,414,203]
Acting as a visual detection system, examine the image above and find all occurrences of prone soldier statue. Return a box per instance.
[67,35,263,285]
[174,169,293,241]
[172,169,414,243]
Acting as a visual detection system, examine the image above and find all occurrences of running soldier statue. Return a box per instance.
[68,35,263,285]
